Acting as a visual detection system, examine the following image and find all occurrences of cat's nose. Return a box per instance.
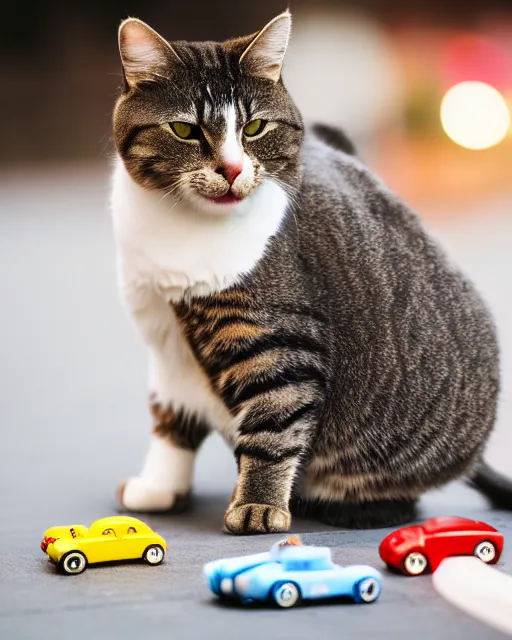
[215,163,243,185]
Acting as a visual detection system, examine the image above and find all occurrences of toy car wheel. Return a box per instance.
[403,551,428,576]
[355,577,381,603]
[271,581,301,608]
[473,540,497,564]
[59,551,87,575]
[143,544,165,566]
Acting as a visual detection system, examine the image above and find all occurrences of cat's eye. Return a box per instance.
[243,119,267,138]
[167,121,201,141]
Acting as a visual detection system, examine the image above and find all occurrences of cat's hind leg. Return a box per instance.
[118,397,210,512]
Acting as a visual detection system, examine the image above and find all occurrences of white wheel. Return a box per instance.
[356,577,381,603]
[272,582,301,608]
[60,551,87,575]
[474,540,497,564]
[143,544,165,566]
[403,551,428,576]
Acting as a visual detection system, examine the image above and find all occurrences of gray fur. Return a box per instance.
[252,132,499,509]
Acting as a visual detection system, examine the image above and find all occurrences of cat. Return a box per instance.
[110,11,511,533]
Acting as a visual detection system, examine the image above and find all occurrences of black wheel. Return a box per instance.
[473,540,497,564]
[143,544,165,566]
[271,581,302,608]
[59,551,87,575]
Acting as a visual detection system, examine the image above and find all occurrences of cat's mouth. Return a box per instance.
[206,189,243,205]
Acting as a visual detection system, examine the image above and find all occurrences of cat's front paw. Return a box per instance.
[224,503,291,535]
[117,477,189,513]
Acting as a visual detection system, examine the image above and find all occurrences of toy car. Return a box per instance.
[40,515,167,575]
[379,516,504,576]
[204,536,382,608]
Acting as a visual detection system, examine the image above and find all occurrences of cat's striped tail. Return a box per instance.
[468,461,512,509]
[312,123,357,156]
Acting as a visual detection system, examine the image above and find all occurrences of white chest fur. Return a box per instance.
[110,158,288,435]
[111,158,287,301]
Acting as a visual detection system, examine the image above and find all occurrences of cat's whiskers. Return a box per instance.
[159,177,188,203]
[168,195,186,211]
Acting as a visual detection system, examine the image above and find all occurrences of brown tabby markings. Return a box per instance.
[172,288,323,533]
[242,383,318,423]
[217,349,283,393]
[150,394,210,451]
[209,325,268,351]
[150,397,175,436]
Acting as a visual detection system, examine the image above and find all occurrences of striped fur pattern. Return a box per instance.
[112,13,502,532]
[150,394,210,450]
[173,291,326,533]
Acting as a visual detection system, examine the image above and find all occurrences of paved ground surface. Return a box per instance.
[0,165,511,639]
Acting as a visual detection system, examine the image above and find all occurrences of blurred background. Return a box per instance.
[0,0,510,503]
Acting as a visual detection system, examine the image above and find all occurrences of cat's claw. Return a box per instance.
[117,477,186,512]
[224,503,291,535]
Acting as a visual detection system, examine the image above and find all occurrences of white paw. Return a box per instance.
[117,477,183,512]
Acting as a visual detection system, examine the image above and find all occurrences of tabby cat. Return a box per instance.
[111,12,511,533]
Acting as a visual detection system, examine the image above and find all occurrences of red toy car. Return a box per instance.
[379,516,504,576]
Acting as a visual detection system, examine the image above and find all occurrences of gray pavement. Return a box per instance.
[0,164,511,639]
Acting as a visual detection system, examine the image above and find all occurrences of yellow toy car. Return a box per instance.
[40,516,167,575]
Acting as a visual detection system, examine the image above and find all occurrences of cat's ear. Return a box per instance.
[239,11,291,83]
[118,18,183,87]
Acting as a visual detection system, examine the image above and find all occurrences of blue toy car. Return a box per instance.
[204,537,382,608]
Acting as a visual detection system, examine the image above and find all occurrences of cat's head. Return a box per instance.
[113,12,303,215]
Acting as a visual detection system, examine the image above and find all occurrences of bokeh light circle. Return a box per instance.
[440,81,510,150]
